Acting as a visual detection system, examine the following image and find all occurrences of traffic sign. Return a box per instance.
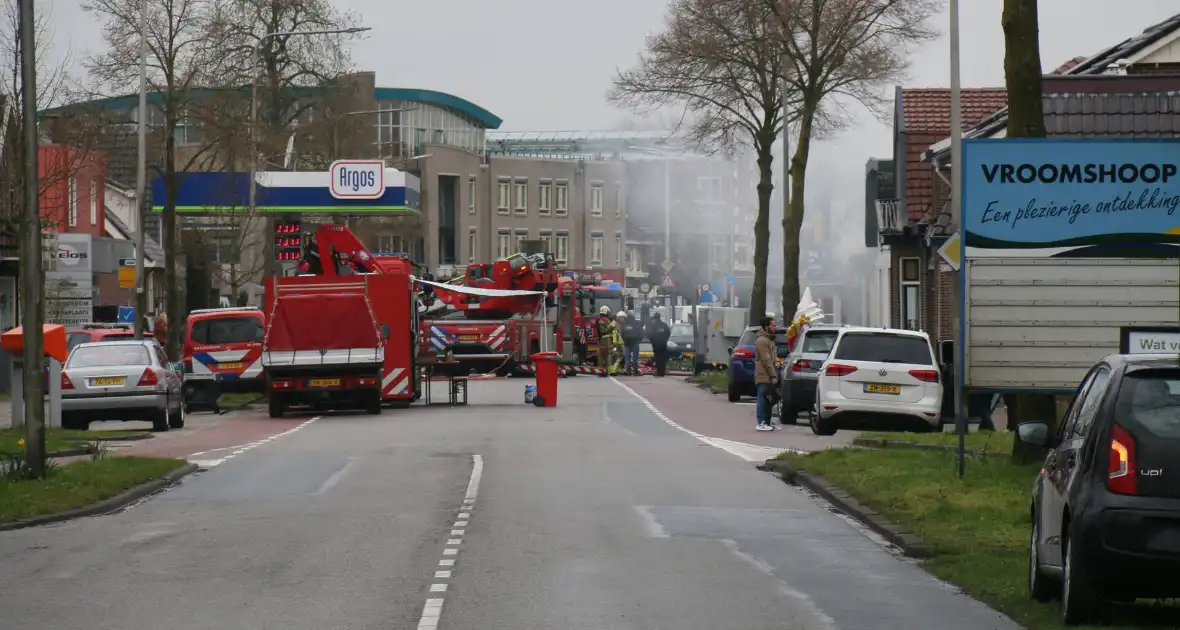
[937,231,961,271]
[661,259,675,272]
[118,258,136,289]
[725,273,735,285]
[117,306,135,323]
[661,274,675,289]
[639,282,651,294]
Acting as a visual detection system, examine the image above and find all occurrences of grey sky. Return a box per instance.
[39,0,1180,256]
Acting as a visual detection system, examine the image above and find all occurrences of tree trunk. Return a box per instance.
[1002,0,1046,138]
[749,133,775,323]
[162,130,182,361]
[781,102,816,318]
[1003,0,1054,460]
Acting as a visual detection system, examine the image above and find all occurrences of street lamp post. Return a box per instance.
[248,26,370,272]
[133,0,148,338]
[949,0,967,478]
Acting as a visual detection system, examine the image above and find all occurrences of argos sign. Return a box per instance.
[330,160,385,199]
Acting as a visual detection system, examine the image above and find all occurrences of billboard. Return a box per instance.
[962,138,1180,255]
[47,233,94,325]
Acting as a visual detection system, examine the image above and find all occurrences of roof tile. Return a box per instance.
[900,88,1009,133]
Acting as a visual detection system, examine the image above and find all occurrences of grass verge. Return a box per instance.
[219,392,263,408]
[0,429,151,456]
[0,456,187,525]
[780,448,1179,629]
[690,371,728,392]
[859,429,1015,453]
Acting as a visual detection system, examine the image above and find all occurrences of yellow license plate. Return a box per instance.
[309,378,342,388]
[864,383,901,395]
[92,376,126,387]
[217,362,245,370]
[460,335,480,342]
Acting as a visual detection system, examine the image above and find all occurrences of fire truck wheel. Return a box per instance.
[268,395,285,418]
[366,392,382,415]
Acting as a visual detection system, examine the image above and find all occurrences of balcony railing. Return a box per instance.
[875,199,906,234]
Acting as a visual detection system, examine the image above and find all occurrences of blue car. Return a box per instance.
[727,326,790,402]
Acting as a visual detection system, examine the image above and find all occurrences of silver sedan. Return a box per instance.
[61,340,185,432]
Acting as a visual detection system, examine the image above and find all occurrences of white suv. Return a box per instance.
[809,327,944,436]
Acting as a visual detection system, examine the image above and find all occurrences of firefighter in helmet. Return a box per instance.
[594,305,615,373]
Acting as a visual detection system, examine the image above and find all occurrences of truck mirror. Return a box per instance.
[939,339,954,365]
[381,324,391,339]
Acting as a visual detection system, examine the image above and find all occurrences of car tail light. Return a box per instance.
[908,369,940,383]
[355,376,379,387]
[1108,423,1137,495]
[270,379,295,390]
[732,348,754,359]
[61,372,74,390]
[825,363,857,377]
[791,359,814,372]
[136,369,159,387]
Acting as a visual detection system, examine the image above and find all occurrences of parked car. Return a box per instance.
[1020,354,1180,625]
[61,339,185,432]
[727,326,790,402]
[808,327,942,435]
[778,324,844,424]
[666,323,694,359]
[66,323,155,351]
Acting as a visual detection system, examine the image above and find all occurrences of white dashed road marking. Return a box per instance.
[187,417,320,469]
[416,453,482,630]
[610,378,796,461]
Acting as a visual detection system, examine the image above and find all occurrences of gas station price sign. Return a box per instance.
[273,221,302,261]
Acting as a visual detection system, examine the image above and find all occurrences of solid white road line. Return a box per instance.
[187,416,320,469]
[415,453,483,630]
[610,378,797,461]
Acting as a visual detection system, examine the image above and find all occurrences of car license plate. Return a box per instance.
[217,362,245,370]
[460,335,480,342]
[91,376,126,387]
[308,378,341,388]
[864,383,901,395]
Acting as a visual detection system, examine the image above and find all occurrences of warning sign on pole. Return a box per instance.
[661,274,675,289]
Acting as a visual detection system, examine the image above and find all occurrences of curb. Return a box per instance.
[46,447,93,458]
[74,434,154,443]
[758,458,932,558]
[851,437,1007,457]
[0,462,199,532]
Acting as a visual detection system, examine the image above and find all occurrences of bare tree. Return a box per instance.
[611,0,797,322]
[83,0,239,359]
[1001,0,1054,462]
[216,0,362,163]
[767,0,939,313]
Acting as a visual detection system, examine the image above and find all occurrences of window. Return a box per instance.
[554,230,569,265]
[590,231,604,265]
[538,180,552,215]
[190,317,264,345]
[377,234,407,253]
[89,181,97,225]
[538,230,553,255]
[514,178,528,214]
[514,229,529,249]
[832,332,934,365]
[207,234,239,264]
[627,245,643,274]
[497,230,512,259]
[615,183,623,217]
[67,345,151,368]
[800,330,839,354]
[467,177,476,214]
[555,181,569,217]
[1068,366,1112,438]
[614,232,622,267]
[468,227,477,263]
[899,257,920,331]
[68,177,77,227]
[590,183,603,217]
[497,178,510,214]
[1119,369,1180,438]
[697,177,723,201]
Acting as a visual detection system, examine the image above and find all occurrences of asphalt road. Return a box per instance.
[0,377,1020,630]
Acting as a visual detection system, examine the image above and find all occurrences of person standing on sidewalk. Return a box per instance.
[753,316,778,431]
[594,305,616,374]
[646,312,671,376]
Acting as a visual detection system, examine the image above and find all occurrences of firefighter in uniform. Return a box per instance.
[611,311,628,375]
[594,305,616,374]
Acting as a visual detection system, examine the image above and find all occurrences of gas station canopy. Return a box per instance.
[150,168,421,215]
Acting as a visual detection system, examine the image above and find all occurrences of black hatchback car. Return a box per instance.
[1019,354,1180,625]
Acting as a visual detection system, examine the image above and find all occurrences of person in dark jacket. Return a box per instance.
[646,312,671,376]
[620,313,644,375]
